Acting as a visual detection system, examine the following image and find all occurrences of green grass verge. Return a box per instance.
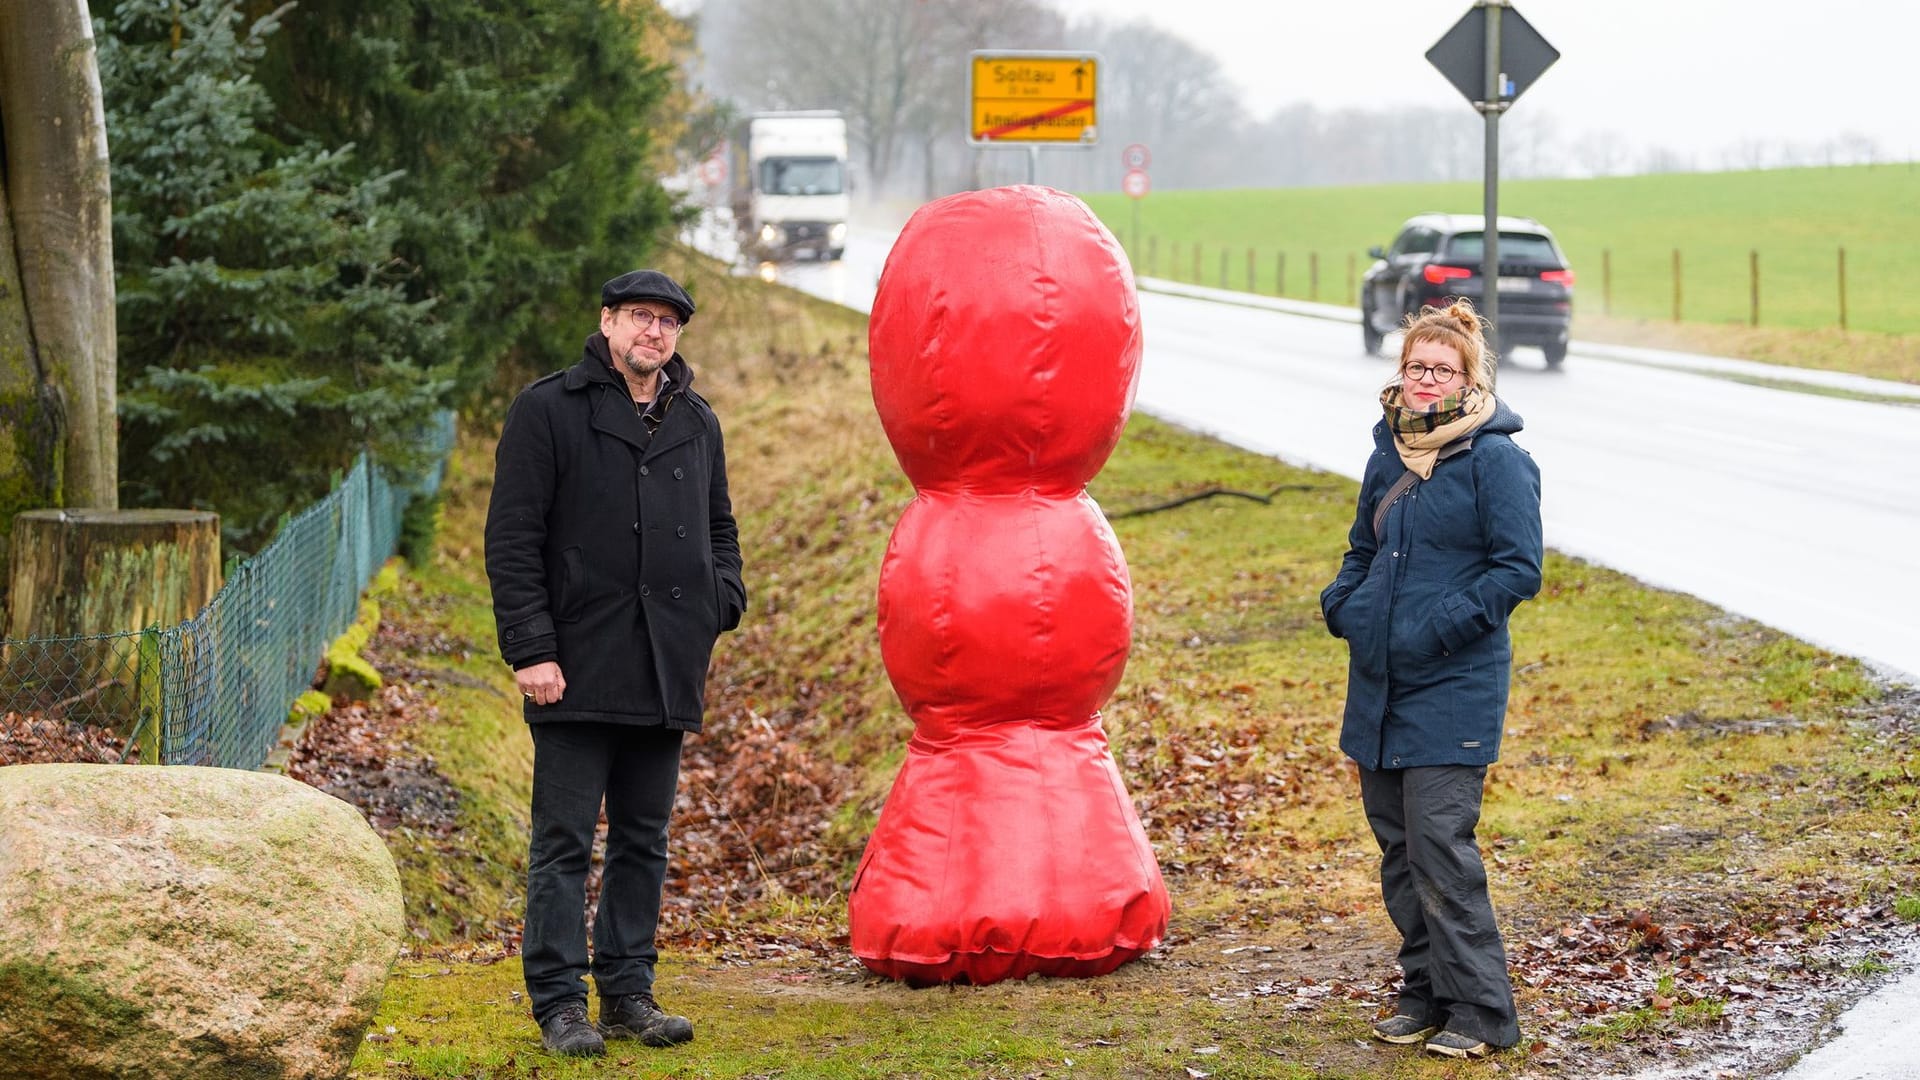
[360,956,1390,1080]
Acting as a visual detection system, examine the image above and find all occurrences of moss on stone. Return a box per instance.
[287,689,331,725]
[322,598,382,699]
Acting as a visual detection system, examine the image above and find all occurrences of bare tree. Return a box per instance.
[704,0,940,191]
[0,0,118,544]
[1074,17,1247,191]
[1570,129,1632,178]
[908,0,1066,198]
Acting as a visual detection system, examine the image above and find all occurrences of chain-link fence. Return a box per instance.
[0,415,455,769]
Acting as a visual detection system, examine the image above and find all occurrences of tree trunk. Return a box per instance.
[0,0,117,511]
[8,510,221,641]
[0,169,63,603]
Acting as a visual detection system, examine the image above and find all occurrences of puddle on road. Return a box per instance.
[1600,936,1920,1080]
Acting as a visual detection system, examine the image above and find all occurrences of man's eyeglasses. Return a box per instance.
[616,307,683,335]
[1402,360,1461,383]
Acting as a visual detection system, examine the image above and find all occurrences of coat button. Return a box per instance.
[670,587,683,599]
[640,585,651,597]
[639,465,650,476]
[673,467,684,480]
[632,522,641,534]
[676,525,687,538]
[505,630,516,641]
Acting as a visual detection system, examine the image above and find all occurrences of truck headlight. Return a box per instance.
[759,223,782,246]
[829,223,848,244]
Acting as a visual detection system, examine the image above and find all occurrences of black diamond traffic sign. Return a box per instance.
[1426,3,1559,107]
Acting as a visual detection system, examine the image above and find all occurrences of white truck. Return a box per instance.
[730,111,850,262]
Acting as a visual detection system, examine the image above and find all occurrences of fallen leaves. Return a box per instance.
[0,712,131,764]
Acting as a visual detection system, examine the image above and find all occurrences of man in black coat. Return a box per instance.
[485,268,746,1057]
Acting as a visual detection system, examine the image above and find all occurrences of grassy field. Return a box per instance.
[340,253,1920,1079]
[1079,164,1920,339]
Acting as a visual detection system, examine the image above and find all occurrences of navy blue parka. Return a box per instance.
[1320,400,1542,771]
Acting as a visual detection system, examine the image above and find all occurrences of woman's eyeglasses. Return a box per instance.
[1402,360,1461,383]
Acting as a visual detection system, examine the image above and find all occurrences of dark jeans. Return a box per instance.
[1358,763,1520,1048]
[524,722,684,1023]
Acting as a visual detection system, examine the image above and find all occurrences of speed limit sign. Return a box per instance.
[1122,167,1150,199]
[1121,143,1150,170]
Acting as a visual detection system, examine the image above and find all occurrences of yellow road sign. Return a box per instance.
[969,52,1099,144]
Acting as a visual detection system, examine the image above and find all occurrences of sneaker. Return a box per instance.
[1425,1029,1492,1059]
[599,990,695,1047]
[539,1002,606,1057]
[1372,1014,1440,1045]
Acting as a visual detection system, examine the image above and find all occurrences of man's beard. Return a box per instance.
[620,348,667,380]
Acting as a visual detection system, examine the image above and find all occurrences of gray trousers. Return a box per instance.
[1358,764,1520,1048]
[524,722,683,1023]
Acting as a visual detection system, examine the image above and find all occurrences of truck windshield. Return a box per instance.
[761,157,844,196]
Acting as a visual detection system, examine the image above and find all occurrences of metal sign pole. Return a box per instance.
[1481,0,1503,389]
[1427,1,1556,387]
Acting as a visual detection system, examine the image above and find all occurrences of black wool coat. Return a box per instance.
[484,336,745,731]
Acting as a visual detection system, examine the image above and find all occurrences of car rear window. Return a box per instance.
[1443,232,1560,262]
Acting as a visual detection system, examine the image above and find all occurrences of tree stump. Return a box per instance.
[8,509,220,640]
[5,510,219,750]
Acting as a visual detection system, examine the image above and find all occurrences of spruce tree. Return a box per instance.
[251,0,680,395]
[98,0,449,554]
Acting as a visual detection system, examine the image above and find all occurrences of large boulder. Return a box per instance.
[0,763,405,1079]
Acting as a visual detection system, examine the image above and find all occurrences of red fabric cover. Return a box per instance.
[850,185,1169,985]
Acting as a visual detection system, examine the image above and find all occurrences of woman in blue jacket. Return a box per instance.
[1320,300,1543,1059]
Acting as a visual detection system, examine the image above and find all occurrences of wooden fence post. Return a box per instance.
[1148,236,1158,278]
[1171,242,1180,281]
[1193,243,1201,283]
[1310,252,1320,302]
[1838,246,1848,330]
[1247,248,1256,294]
[1602,249,1612,317]
[1276,253,1286,297]
[1218,248,1228,289]
[1671,249,1683,322]
[1749,250,1760,327]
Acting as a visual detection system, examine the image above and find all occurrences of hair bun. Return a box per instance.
[1445,300,1484,337]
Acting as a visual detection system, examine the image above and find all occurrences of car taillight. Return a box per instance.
[1540,269,1575,285]
[1423,264,1474,284]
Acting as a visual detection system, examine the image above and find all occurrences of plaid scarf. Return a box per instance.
[1379,385,1497,479]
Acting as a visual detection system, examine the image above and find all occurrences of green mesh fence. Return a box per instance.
[0,414,454,769]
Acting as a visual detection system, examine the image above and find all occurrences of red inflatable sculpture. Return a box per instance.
[848,185,1171,985]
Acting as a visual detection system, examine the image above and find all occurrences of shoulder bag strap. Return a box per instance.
[1371,469,1420,543]
[1370,436,1474,542]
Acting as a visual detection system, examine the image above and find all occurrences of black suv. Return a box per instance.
[1360,213,1574,367]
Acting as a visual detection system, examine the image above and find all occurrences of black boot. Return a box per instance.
[538,1002,606,1057]
[598,991,694,1046]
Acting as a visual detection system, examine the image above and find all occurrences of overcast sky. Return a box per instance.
[1047,0,1918,160]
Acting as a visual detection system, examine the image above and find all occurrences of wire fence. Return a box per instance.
[0,414,455,770]
[1128,236,1896,333]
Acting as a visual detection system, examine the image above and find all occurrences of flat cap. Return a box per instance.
[601,269,695,322]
